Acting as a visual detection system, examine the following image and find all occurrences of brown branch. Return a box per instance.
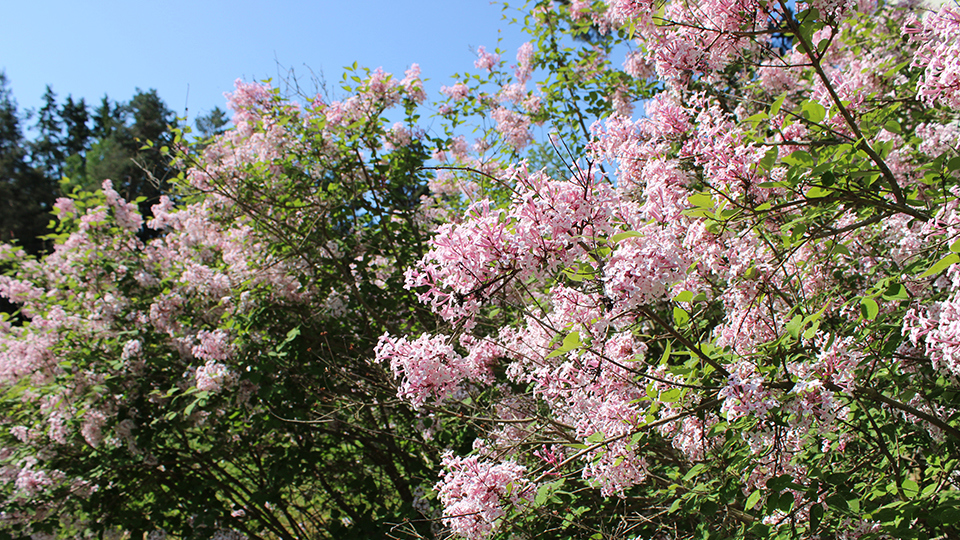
[854,386,960,441]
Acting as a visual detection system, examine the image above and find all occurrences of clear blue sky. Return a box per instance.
[1,0,528,125]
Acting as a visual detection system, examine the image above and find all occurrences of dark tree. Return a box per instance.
[30,86,64,179]
[195,106,229,140]
[61,96,91,158]
[0,73,55,255]
[77,90,178,206]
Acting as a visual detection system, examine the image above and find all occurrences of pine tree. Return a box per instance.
[30,86,64,179]
[195,106,229,140]
[0,72,54,255]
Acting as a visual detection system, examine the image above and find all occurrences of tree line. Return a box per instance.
[0,73,228,255]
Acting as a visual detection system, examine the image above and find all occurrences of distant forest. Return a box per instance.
[0,72,228,255]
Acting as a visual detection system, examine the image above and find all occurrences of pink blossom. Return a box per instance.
[521,94,542,114]
[907,6,960,109]
[435,453,532,540]
[195,360,236,393]
[490,107,532,150]
[53,197,77,218]
[441,82,471,101]
[401,63,427,103]
[192,329,233,362]
[719,362,778,421]
[605,0,655,26]
[384,122,415,150]
[121,339,142,361]
[81,410,107,448]
[603,225,691,310]
[623,50,654,80]
[364,67,402,107]
[474,46,500,72]
[375,333,489,408]
[225,79,273,135]
[570,0,592,21]
[515,41,535,82]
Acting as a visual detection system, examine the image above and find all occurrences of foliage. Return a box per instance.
[0,73,57,256]
[0,82,181,257]
[5,0,960,539]
[378,1,960,539]
[0,70,456,539]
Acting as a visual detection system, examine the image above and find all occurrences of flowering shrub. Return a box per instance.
[5,1,960,539]
[377,1,960,539]
[0,70,449,539]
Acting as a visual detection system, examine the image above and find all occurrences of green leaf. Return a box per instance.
[610,231,642,243]
[806,186,831,199]
[901,479,919,499]
[673,307,690,326]
[585,432,604,444]
[674,290,694,303]
[766,474,793,492]
[881,283,908,301]
[562,331,581,350]
[184,398,200,417]
[544,348,565,360]
[810,503,824,530]
[883,60,911,78]
[760,147,778,171]
[745,490,763,510]
[535,483,552,506]
[545,330,583,359]
[779,493,794,512]
[285,326,301,341]
[940,507,960,523]
[860,298,879,320]
[785,314,803,339]
[683,463,707,481]
[687,192,713,209]
[770,94,786,117]
[784,149,814,166]
[883,120,901,134]
[659,388,682,403]
[659,340,672,365]
[802,320,821,340]
[801,100,827,124]
[920,253,960,278]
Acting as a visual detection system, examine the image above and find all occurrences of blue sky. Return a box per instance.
[1,0,528,126]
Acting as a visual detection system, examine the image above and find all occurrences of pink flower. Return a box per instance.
[384,122,415,150]
[623,50,653,80]
[515,41,535,82]
[441,82,471,102]
[53,197,77,218]
[375,333,489,408]
[907,6,960,109]
[490,107,532,150]
[192,329,233,362]
[570,0,592,21]
[436,453,532,540]
[195,360,236,393]
[81,410,107,448]
[401,63,427,103]
[474,46,500,72]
